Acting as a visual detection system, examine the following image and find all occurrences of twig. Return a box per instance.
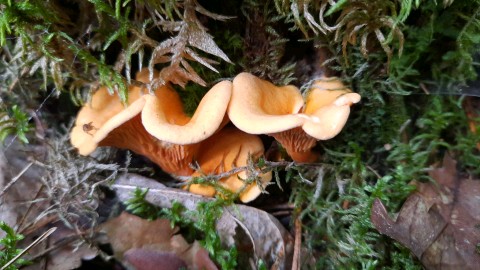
[0,162,34,198]
[269,210,292,217]
[28,224,102,263]
[258,203,295,211]
[311,167,325,202]
[4,88,57,150]
[16,185,46,233]
[19,215,58,236]
[291,216,302,270]
[419,83,430,95]
[173,160,331,182]
[366,165,382,179]
[27,235,78,262]
[1,227,57,270]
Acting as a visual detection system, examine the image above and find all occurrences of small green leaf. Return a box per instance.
[325,0,348,17]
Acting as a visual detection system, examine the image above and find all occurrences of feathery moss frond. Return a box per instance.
[1,0,232,104]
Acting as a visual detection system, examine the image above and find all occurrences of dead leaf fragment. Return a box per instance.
[123,249,187,270]
[100,212,176,258]
[371,155,480,270]
[100,212,217,270]
[44,226,98,270]
[0,141,47,235]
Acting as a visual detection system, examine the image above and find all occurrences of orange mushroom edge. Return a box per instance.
[141,80,232,145]
[185,127,272,203]
[301,77,361,140]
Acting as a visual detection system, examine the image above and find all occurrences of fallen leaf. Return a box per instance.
[112,173,294,269]
[44,225,98,270]
[0,141,47,235]
[100,212,176,257]
[100,212,217,270]
[371,155,480,270]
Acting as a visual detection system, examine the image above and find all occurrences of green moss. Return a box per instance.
[0,221,29,270]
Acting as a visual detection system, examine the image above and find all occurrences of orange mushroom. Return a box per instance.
[70,69,232,176]
[186,127,272,203]
[228,72,360,162]
[70,87,198,175]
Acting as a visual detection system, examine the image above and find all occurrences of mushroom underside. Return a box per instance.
[98,114,199,176]
[269,127,319,162]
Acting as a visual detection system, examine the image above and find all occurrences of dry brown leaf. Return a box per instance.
[100,212,176,258]
[123,249,187,270]
[43,225,98,270]
[100,212,217,270]
[371,155,480,270]
[112,173,294,269]
[0,141,47,235]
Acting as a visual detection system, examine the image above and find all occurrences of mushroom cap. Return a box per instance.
[92,98,145,146]
[70,87,145,155]
[228,72,305,134]
[186,128,272,203]
[142,80,232,145]
[302,79,361,140]
[70,69,151,155]
[303,78,351,114]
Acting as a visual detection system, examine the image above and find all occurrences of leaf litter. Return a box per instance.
[100,212,217,270]
[371,154,480,269]
[1,133,293,269]
[113,173,294,269]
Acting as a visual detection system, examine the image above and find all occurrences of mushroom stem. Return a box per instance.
[284,149,319,163]
[269,127,319,162]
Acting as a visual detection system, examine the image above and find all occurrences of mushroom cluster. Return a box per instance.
[228,73,361,162]
[70,70,360,202]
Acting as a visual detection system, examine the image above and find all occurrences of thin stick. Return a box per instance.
[16,185,46,234]
[4,88,57,150]
[258,203,295,211]
[419,83,430,95]
[1,227,57,270]
[269,210,292,217]
[19,215,58,240]
[291,216,302,270]
[28,234,78,261]
[0,162,34,198]
[173,160,332,182]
